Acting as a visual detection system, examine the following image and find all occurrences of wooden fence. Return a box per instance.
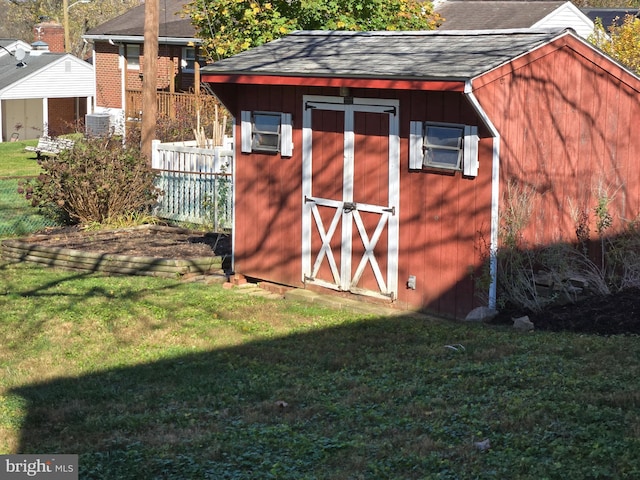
[151,138,234,231]
[126,90,222,121]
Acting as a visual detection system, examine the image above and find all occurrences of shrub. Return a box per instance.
[477,178,628,313]
[19,136,161,225]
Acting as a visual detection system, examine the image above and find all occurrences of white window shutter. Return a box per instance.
[241,110,252,153]
[463,125,479,177]
[409,121,423,169]
[280,113,293,157]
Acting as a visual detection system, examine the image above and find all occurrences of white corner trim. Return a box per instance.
[464,82,500,310]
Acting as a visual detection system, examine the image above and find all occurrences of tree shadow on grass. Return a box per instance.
[9,313,466,479]
[9,312,640,479]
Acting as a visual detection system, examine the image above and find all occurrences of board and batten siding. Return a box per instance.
[233,84,304,287]
[473,36,640,250]
[231,85,492,318]
[400,89,492,317]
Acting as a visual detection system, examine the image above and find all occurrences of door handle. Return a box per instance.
[343,202,357,212]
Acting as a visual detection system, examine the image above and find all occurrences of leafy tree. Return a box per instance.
[589,14,640,74]
[185,0,442,60]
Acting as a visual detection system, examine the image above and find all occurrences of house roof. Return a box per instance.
[581,8,640,28]
[0,39,31,57]
[200,29,566,83]
[83,0,199,44]
[0,51,94,99]
[0,52,65,90]
[435,0,566,30]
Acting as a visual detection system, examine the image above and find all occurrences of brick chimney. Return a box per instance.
[33,18,65,53]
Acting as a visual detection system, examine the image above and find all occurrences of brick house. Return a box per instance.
[82,0,205,134]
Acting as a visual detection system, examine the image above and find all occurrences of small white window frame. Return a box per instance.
[252,112,281,153]
[409,121,479,177]
[241,110,293,157]
[423,122,465,171]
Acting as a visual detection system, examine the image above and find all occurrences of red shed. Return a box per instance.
[201,29,640,319]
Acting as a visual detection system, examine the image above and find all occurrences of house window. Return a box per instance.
[181,47,206,72]
[241,110,293,157]
[410,121,479,177]
[126,44,140,70]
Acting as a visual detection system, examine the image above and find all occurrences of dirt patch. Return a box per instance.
[490,288,640,336]
[23,224,231,260]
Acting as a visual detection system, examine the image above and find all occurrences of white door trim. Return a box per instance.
[302,95,400,300]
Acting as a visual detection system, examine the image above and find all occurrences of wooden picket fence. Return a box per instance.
[151,138,234,231]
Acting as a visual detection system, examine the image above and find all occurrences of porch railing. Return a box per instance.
[126,90,222,120]
[151,138,234,231]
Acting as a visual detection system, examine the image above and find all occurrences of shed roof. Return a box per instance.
[435,0,566,30]
[83,0,197,43]
[201,29,565,82]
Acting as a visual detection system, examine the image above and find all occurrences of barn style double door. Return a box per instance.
[302,95,400,300]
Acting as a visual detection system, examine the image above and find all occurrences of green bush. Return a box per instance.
[18,136,161,225]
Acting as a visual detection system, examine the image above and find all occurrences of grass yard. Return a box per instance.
[1,261,639,479]
[0,140,41,177]
[0,140,59,237]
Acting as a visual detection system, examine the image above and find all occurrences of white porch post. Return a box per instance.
[42,97,49,137]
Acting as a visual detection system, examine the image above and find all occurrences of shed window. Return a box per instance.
[424,123,464,170]
[252,112,281,153]
[241,110,293,157]
[410,121,479,177]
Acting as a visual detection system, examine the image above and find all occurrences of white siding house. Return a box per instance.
[0,48,94,142]
[532,2,595,38]
[436,1,596,39]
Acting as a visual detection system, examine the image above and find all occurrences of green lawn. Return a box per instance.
[1,261,639,479]
[0,140,40,177]
[0,140,59,237]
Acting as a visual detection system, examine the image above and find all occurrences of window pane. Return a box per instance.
[184,47,196,60]
[253,133,279,150]
[254,114,281,134]
[126,45,140,68]
[181,47,204,71]
[426,126,463,149]
[425,148,461,169]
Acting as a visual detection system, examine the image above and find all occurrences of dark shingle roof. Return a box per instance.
[435,0,566,30]
[84,0,195,39]
[0,52,66,90]
[581,8,640,28]
[201,29,566,81]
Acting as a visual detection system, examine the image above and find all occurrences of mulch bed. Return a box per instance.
[489,288,640,336]
[6,224,640,335]
[20,224,231,259]
[1,224,232,278]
